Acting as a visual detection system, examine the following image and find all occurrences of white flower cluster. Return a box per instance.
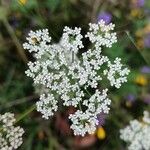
[104,57,130,88]
[85,20,117,48]
[36,93,58,119]
[69,110,99,136]
[0,112,24,150]
[120,111,150,150]
[60,27,83,53]
[23,20,130,136]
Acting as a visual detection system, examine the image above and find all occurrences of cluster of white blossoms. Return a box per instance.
[120,111,150,150]
[0,112,24,150]
[23,20,130,136]
[36,93,58,119]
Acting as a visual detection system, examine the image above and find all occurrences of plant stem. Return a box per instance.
[2,18,28,63]
[72,51,74,63]
[0,127,2,132]
[15,104,36,123]
[125,31,150,65]
[78,101,82,111]
[0,104,36,132]
[84,88,92,96]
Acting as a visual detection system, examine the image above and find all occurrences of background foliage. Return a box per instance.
[0,0,150,149]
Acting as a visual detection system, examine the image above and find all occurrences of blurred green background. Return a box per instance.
[0,0,150,149]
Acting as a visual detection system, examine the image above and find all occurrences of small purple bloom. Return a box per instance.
[125,94,136,102]
[144,34,150,48]
[97,12,112,24]
[140,66,150,74]
[97,112,106,126]
[136,0,145,7]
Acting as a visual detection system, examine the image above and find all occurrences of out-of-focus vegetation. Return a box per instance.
[0,0,150,149]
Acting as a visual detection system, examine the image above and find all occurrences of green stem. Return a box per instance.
[15,104,36,123]
[78,101,82,112]
[72,51,74,63]
[0,127,2,132]
[125,31,150,65]
[2,18,28,63]
[78,101,85,126]
[0,104,36,132]
[84,88,92,96]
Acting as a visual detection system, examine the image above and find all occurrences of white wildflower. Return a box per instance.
[0,113,24,150]
[85,20,117,48]
[104,57,130,88]
[36,93,58,119]
[120,111,150,150]
[69,110,99,136]
[24,21,130,136]
[60,26,83,53]
[23,29,51,59]
[83,89,111,114]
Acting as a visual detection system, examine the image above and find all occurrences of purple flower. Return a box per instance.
[125,94,136,102]
[97,12,112,24]
[97,112,106,126]
[140,66,150,74]
[144,34,150,48]
[136,0,145,7]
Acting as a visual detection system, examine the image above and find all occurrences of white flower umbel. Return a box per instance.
[104,57,130,88]
[60,26,83,53]
[24,20,130,136]
[69,110,99,136]
[36,93,58,119]
[0,112,24,150]
[85,20,117,48]
[120,111,150,150]
[23,29,51,59]
[83,89,111,114]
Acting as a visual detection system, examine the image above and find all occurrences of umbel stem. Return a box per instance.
[0,104,36,132]
[15,104,36,123]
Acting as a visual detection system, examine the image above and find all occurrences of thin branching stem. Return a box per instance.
[2,18,28,63]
